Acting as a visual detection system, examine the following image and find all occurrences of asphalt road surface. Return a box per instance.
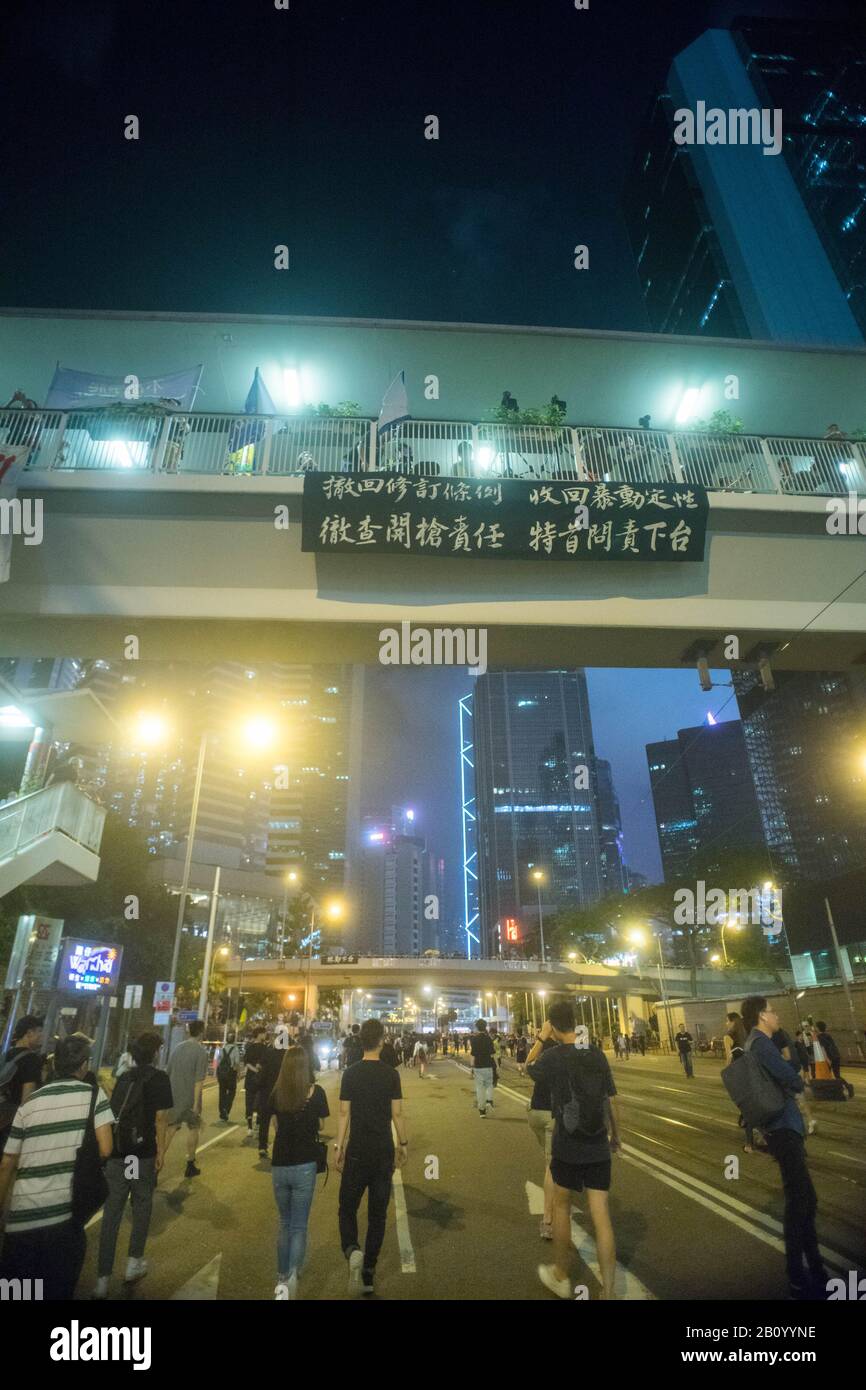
[76,1051,866,1301]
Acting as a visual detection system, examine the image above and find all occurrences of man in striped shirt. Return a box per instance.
[0,1033,113,1300]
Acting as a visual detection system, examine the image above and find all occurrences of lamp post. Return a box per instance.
[531,868,546,964]
[304,898,344,1027]
[280,869,299,961]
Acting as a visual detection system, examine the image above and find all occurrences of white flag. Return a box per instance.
[378,371,409,434]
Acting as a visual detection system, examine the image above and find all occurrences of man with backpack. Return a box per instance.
[0,1015,44,1154]
[94,1031,173,1298]
[725,997,827,1299]
[527,1001,620,1300]
[217,1031,243,1121]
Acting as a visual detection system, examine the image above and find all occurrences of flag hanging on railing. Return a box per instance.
[378,371,409,434]
[226,368,277,468]
[45,363,203,411]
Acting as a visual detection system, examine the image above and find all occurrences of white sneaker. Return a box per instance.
[93,1276,110,1300]
[124,1257,148,1285]
[348,1248,364,1296]
[807,1121,817,1135]
[538,1264,572,1299]
[275,1280,290,1300]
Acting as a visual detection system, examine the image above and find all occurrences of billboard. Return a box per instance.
[57,939,123,996]
[3,915,64,991]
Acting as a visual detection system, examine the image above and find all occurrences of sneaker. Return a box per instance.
[807,1121,817,1135]
[361,1268,375,1296]
[92,1276,110,1300]
[259,1149,269,1161]
[348,1248,364,1296]
[184,1161,201,1178]
[124,1257,148,1285]
[540,1220,553,1241]
[479,1107,487,1117]
[538,1264,572,1299]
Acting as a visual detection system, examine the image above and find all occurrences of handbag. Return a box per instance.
[71,1084,109,1226]
[315,1139,329,1185]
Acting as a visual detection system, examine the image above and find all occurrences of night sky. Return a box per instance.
[2,0,857,921]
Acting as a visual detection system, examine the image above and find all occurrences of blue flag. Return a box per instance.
[229,368,277,452]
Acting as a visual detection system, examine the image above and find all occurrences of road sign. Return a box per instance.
[153,980,176,1013]
[176,1009,199,1022]
[124,984,143,1010]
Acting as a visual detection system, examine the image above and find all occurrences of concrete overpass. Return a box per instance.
[3,309,866,669]
[221,954,789,1005]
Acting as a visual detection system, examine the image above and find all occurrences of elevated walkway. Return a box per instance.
[0,783,106,897]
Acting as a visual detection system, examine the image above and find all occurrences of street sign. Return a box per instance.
[153,980,176,1014]
[176,1009,199,1022]
[123,984,143,1010]
[321,954,359,965]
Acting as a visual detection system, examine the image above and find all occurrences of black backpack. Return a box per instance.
[555,1051,608,1140]
[111,1064,152,1157]
[217,1044,238,1080]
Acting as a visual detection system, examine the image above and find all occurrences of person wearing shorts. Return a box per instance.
[527,1002,620,1301]
[165,1019,208,1178]
[525,1030,557,1239]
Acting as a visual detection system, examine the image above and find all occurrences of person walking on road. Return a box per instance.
[257,1032,285,1160]
[335,1018,407,1297]
[675,1026,695,1078]
[414,1038,428,1077]
[525,1024,557,1239]
[515,1031,529,1075]
[0,1033,114,1301]
[470,1018,495,1116]
[270,1044,329,1300]
[380,1035,399,1068]
[94,1030,173,1298]
[217,1031,242,1121]
[243,1026,268,1135]
[528,1002,620,1300]
[165,1018,209,1177]
[814,1021,851,1095]
[0,1014,45,1155]
[773,1024,816,1134]
[344,1025,363,1069]
[741,996,827,1299]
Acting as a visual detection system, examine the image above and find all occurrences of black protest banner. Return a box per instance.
[301,472,709,561]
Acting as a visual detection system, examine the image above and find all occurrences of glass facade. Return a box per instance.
[733,669,866,881]
[473,671,604,955]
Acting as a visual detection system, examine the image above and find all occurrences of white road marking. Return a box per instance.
[620,1141,855,1275]
[84,1123,239,1230]
[648,1113,701,1131]
[392,1121,417,1274]
[171,1252,222,1300]
[524,1181,655,1300]
[830,1150,866,1167]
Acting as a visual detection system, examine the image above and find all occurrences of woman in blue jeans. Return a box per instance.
[270,1046,329,1299]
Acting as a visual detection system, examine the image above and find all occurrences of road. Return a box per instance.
[76,1051,866,1301]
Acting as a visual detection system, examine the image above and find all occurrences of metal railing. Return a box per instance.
[4,406,865,497]
[0,782,106,863]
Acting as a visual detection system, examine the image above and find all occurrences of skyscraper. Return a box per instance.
[624,18,866,343]
[353,814,425,956]
[472,671,604,956]
[594,757,628,897]
[647,719,766,882]
[733,669,866,881]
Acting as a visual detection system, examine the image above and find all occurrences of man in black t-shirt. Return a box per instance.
[94,1031,173,1297]
[469,1019,495,1116]
[242,1028,268,1135]
[527,1001,620,1301]
[335,1018,407,1296]
[674,1028,694,1078]
[0,1015,44,1154]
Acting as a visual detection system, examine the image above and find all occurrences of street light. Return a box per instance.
[531,868,547,963]
[305,897,344,1027]
[628,925,673,1048]
[141,704,284,987]
[720,914,741,965]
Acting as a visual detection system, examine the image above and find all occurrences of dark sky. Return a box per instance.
[1,0,856,326]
